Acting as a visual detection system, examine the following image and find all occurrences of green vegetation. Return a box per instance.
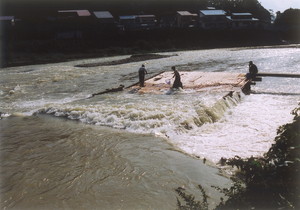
[176,105,300,209]
[274,9,300,42]
[176,185,209,210]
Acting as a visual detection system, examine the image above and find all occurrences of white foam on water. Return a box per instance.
[167,94,298,163]
[39,91,248,162]
[2,46,300,164]
[39,89,299,164]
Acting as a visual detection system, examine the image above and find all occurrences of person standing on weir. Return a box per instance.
[246,61,258,80]
[171,66,183,89]
[138,64,147,87]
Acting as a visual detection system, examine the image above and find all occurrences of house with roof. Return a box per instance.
[118,15,137,31]
[118,14,157,31]
[0,16,15,26]
[58,10,91,18]
[92,11,116,32]
[0,16,15,40]
[57,9,92,26]
[176,11,197,28]
[136,15,157,30]
[93,11,114,24]
[158,13,176,28]
[198,9,229,30]
[227,13,259,29]
[56,10,92,39]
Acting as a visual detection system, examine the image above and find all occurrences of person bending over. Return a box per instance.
[172,66,183,89]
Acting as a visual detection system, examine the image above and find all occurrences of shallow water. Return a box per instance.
[1,46,299,209]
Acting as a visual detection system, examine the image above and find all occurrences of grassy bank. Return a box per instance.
[176,105,300,209]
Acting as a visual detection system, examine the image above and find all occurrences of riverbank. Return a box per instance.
[3,29,297,68]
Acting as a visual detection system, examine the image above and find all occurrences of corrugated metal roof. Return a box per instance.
[58,10,74,13]
[0,16,14,21]
[136,15,155,18]
[232,13,252,16]
[177,11,193,16]
[93,11,113,19]
[227,16,259,21]
[58,10,91,17]
[77,10,91,16]
[119,16,136,20]
[200,10,226,16]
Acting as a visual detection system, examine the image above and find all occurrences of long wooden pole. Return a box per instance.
[257,73,300,78]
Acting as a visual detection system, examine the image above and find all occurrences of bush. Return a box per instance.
[217,105,300,209]
[176,185,209,210]
[176,105,300,209]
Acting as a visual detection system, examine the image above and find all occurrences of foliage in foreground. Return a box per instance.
[176,185,209,210]
[176,105,300,209]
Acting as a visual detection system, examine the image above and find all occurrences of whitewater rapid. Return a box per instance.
[1,46,299,163]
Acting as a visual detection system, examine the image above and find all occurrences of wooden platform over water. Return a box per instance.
[128,71,250,94]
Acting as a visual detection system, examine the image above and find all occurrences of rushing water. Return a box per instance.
[1,46,300,209]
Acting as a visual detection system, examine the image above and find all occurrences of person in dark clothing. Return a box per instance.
[246,61,258,80]
[171,66,183,89]
[138,64,147,87]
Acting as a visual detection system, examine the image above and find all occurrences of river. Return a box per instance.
[1,46,299,209]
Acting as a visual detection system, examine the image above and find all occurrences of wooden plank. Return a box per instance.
[257,73,300,78]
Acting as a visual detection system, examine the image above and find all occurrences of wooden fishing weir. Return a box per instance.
[91,71,300,97]
[253,72,300,82]
[127,71,252,95]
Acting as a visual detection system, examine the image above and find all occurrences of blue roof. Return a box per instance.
[232,13,252,16]
[94,11,113,19]
[0,16,14,21]
[200,10,226,16]
[227,16,259,21]
[119,16,136,20]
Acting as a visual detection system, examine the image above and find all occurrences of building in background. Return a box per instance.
[135,15,157,30]
[118,15,137,31]
[93,11,116,33]
[199,9,228,30]
[227,13,259,29]
[176,11,197,28]
[93,11,115,24]
[158,13,176,28]
[56,10,92,39]
[118,14,157,31]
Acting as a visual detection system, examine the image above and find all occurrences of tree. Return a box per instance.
[274,8,300,26]
[274,9,300,42]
